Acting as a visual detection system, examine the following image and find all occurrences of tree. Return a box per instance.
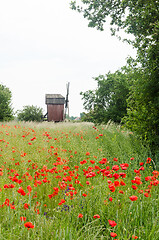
[80,68,131,124]
[17,105,43,122]
[0,84,13,121]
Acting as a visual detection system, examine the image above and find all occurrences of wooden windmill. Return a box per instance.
[45,82,70,122]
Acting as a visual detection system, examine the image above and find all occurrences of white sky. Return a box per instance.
[0,0,136,117]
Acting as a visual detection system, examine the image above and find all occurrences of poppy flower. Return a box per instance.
[108,184,116,192]
[108,220,117,227]
[90,160,95,164]
[119,190,124,194]
[86,152,90,156]
[132,235,138,239]
[112,165,119,171]
[146,157,151,164]
[82,193,87,197]
[93,214,100,219]
[24,222,34,229]
[129,195,138,201]
[109,197,113,202]
[24,203,29,209]
[132,185,138,190]
[78,213,83,218]
[20,216,26,221]
[110,232,117,237]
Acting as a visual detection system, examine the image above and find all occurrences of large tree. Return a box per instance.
[0,84,13,121]
[81,67,131,124]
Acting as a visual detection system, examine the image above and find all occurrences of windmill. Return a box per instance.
[64,82,70,119]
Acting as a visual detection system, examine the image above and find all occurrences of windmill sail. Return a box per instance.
[65,82,70,119]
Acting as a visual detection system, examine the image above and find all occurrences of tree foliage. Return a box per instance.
[0,84,13,121]
[17,105,43,122]
[81,68,131,124]
[71,0,159,152]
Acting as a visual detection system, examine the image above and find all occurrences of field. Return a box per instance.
[0,121,158,240]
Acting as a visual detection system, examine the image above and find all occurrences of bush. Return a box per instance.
[17,105,43,122]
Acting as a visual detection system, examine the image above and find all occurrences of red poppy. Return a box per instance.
[90,160,95,164]
[20,216,26,221]
[24,222,34,229]
[110,232,117,237]
[86,152,90,156]
[93,214,100,219]
[78,213,83,218]
[146,157,151,164]
[109,197,113,202]
[108,184,116,192]
[129,195,138,201]
[113,158,118,162]
[132,235,138,239]
[119,190,124,194]
[82,193,87,197]
[24,203,29,209]
[132,185,138,190]
[108,220,117,227]
[58,199,66,205]
[112,165,119,171]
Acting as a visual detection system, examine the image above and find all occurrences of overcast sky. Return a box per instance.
[0,0,136,117]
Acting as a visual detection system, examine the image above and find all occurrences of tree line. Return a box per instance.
[0,84,43,122]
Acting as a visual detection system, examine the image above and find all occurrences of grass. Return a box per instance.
[0,121,158,240]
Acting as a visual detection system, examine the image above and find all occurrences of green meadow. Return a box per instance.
[0,121,158,240]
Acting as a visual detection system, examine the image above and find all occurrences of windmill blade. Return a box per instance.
[65,82,70,108]
[65,82,70,118]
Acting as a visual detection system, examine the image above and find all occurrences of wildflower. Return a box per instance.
[108,184,116,192]
[132,185,138,190]
[108,220,117,227]
[109,197,113,202]
[119,190,124,194]
[27,185,32,193]
[120,180,125,186]
[58,199,66,205]
[129,195,138,201]
[24,222,34,229]
[93,214,100,219]
[112,165,119,171]
[24,203,29,209]
[132,235,138,239]
[113,158,118,162]
[114,181,120,187]
[10,204,15,209]
[82,193,87,197]
[110,232,117,237]
[144,192,149,197]
[99,158,107,164]
[139,162,144,166]
[20,216,26,221]
[90,160,95,164]
[146,157,151,164]
[78,213,83,218]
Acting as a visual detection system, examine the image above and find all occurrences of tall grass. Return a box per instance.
[0,121,158,239]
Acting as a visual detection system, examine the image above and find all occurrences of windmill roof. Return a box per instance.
[45,94,65,99]
[45,94,65,105]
